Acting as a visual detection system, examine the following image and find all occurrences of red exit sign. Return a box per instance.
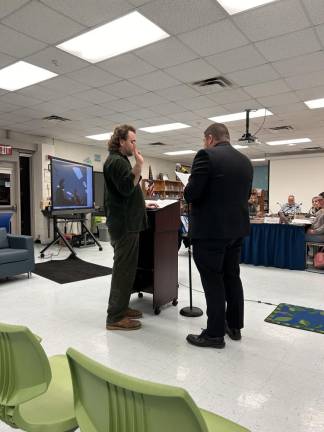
[0,145,13,155]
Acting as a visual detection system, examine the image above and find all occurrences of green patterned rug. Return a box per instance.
[265,303,324,334]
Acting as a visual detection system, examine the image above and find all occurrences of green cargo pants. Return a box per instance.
[107,232,139,324]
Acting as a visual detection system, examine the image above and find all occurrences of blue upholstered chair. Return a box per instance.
[0,228,35,279]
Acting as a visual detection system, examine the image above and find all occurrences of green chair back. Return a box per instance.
[67,348,208,432]
[0,323,51,408]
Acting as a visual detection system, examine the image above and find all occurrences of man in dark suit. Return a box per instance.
[184,123,253,349]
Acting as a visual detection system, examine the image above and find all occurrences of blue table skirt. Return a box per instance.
[241,223,306,270]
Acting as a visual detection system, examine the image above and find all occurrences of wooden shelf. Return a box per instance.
[142,179,183,199]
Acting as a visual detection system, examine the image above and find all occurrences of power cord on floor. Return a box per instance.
[178,282,278,306]
[38,246,62,260]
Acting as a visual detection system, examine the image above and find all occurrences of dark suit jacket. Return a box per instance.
[184,142,253,239]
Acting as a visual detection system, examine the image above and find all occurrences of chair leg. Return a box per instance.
[27,272,32,279]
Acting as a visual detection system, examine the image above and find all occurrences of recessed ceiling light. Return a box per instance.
[0,61,57,91]
[304,98,324,109]
[217,0,277,15]
[164,150,196,156]
[233,144,249,149]
[266,138,311,146]
[86,132,112,141]
[209,109,273,123]
[251,158,266,161]
[57,11,169,63]
[140,123,191,133]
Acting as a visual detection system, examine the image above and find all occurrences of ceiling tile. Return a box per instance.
[177,96,215,110]
[66,66,120,87]
[139,0,226,34]
[233,0,310,42]
[315,23,324,47]
[228,64,279,86]
[164,59,220,83]
[150,102,184,115]
[0,102,21,113]
[98,53,156,79]
[129,70,180,91]
[136,37,198,68]
[206,44,266,73]
[155,84,201,101]
[285,70,324,90]
[244,79,293,98]
[125,92,169,107]
[70,88,117,104]
[255,29,320,62]
[295,85,324,100]
[178,19,248,57]
[99,80,147,98]
[208,88,252,104]
[0,0,29,19]
[302,0,324,25]
[110,99,140,112]
[18,84,63,101]
[24,47,89,75]
[39,76,91,95]
[40,0,132,26]
[273,51,324,77]
[256,92,300,107]
[221,99,263,113]
[122,108,157,119]
[3,1,85,44]
[269,102,309,115]
[0,24,46,57]
[0,52,15,69]
[0,92,42,107]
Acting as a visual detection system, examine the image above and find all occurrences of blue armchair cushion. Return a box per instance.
[0,228,8,249]
[0,249,30,264]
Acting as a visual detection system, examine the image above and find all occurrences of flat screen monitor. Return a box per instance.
[50,157,94,214]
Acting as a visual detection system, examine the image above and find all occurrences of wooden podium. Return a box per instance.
[133,201,180,315]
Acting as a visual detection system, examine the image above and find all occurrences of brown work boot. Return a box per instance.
[124,308,143,319]
[106,317,141,331]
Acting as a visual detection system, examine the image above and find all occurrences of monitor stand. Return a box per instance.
[40,213,103,258]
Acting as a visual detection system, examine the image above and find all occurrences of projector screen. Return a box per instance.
[50,157,94,213]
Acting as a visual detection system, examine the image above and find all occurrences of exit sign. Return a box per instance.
[0,145,12,155]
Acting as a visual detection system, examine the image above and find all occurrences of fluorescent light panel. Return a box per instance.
[209,109,273,123]
[164,150,196,156]
[86,132,112,141]
[0,61,57,91]
[251,158,266,161]
[304,98,324,109]
[57,11,169,63]
[140,123,191,133]
[217,0,277,15]
[266,138,311,146]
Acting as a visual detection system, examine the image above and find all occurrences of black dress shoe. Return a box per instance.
[186,330,225,349]
[225,325,242,341]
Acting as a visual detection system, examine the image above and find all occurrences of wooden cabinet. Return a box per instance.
[142,179,183,199]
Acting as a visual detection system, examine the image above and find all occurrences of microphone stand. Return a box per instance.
[180,202,203,318]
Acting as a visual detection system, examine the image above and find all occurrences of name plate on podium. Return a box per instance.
[264,216,280,224]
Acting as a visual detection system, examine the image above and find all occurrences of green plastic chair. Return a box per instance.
[0,323,77,432]
[67,347,250,432]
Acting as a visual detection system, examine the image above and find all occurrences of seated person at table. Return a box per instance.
[279,195,301,218]
[306,196,321,217]
[305,196,324,242]
[248,190,258,217]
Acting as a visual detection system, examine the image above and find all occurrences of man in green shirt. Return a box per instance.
[104,124,149,330]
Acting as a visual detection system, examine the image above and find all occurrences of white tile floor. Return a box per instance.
[1,242,324,432]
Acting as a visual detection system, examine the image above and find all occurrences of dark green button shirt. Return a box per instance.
[103,150,147,241]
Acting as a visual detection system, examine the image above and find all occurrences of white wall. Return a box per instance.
[269,155,324,213]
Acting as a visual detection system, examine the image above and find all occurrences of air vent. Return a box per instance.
[43,115,71,122]
[148,142,166,146]
[192,76,232,88]
[304,146,321,150]
[269,125,293,131]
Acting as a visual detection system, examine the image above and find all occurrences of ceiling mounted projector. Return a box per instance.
[238,109,258,144]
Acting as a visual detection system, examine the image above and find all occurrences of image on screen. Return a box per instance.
[51,157,94,211]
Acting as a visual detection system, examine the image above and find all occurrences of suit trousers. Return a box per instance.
[192,237,244,337]
[107,232,139,324]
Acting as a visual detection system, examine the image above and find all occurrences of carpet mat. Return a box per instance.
[34,255,112,284]
[265,303,324,334]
